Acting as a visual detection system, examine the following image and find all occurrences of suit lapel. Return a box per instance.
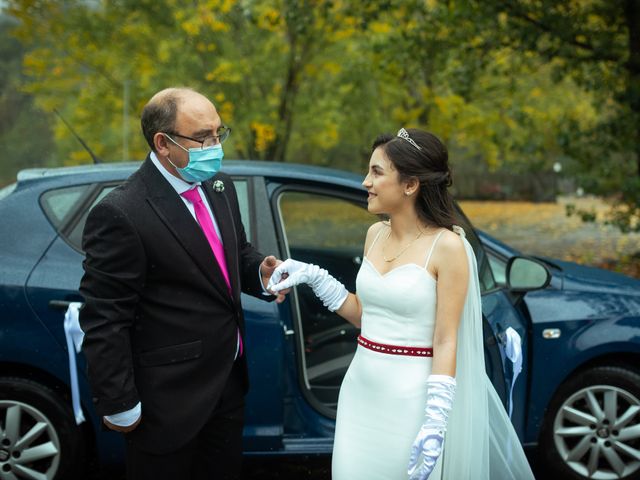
[202,176,241,304]
[140,159,233,306]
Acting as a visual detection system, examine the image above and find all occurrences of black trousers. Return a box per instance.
[125,362,245,480]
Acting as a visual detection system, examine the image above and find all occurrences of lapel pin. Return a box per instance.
[212,180,225,193]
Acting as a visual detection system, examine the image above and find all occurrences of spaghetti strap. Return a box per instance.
[366,224,387,257]
[423,229,446,270]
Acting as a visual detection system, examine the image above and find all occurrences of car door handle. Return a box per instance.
[49,300,83,311]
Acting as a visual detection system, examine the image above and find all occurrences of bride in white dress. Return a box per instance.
[269,128,534,480]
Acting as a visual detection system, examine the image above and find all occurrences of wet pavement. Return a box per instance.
[87,450,546,479]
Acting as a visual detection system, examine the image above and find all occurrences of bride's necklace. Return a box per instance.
[382,228,424,262]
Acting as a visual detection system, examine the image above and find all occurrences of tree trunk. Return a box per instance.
[273,52,299,162]
[264,28,301,162]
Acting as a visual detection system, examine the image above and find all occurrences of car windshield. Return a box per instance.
[0,183,17,201]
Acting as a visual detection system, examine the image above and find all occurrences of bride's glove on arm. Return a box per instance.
[407,375,457,480]
[267,259,348,312]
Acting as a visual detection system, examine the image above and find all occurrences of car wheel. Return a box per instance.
[0,377,84,480]
[541,366,640,480]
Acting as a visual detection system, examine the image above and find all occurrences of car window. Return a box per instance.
[461,225,497,293]
[279,191,371,252]
[66,186,118,250]
[40,184,92,230]
[233,179,251,240]
[487,252,507,285]
[277,190,373,415]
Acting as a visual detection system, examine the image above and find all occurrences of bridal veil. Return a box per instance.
[430,226,535,479]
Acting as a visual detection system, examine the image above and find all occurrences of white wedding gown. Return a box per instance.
[331,227,535,480]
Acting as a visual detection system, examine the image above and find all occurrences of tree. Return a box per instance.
[0,14,55,186]
[352,0,598,184]
[5,0,386,166]
[3,0,609,205]
[475,0,640,231]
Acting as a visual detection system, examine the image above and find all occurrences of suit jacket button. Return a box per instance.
[92,397,99,404]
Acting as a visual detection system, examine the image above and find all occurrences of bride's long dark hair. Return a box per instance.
[372,128,459,230]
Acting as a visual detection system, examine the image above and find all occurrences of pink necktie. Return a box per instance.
[181,188,231,291]
[181,188,243,358]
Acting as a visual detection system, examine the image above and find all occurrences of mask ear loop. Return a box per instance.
[163,133,189,171]
[166,154,180,171]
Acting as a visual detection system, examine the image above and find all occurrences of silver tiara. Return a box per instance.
[397,128,421,151]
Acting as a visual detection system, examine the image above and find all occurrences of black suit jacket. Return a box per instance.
[79,157,270,454]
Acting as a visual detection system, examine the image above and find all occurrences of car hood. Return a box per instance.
[537,256,640,296]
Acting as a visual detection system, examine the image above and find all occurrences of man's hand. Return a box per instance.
[260,255,290,303]
[103,415,141,433]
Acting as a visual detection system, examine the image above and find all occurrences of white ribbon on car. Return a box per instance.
[63,302,86,424]
[504,327,523,419]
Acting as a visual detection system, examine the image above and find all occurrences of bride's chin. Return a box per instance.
[367,204,384,215]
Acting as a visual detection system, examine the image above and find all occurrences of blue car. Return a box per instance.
[1,161,639,480]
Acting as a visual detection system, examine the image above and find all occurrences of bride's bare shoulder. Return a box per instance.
[363,221,388,252]
[436,228,466,255]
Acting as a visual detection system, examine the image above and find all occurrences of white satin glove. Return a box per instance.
[408,375,457,480]
[267,259,349,312]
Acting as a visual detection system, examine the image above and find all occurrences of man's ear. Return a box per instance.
[154,132,170,156]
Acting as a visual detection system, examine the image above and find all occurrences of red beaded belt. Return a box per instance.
[357,335,433,357]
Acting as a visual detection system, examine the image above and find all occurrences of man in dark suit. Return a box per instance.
[79,87,285,480]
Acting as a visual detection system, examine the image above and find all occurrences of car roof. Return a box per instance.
[15,160,366,191]
[16,162,141,180]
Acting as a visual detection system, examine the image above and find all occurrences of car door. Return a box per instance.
[464,224,532,443]
[273,186,369,418]
[232,176,288,453]
[26,182,116,342]
[24,182,122,434]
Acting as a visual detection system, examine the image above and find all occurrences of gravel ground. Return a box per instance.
[460,196,640,277]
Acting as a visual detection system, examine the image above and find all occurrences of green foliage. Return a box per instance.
[474,0,640,231]
[2,0,638,232]
[0,15,55,186]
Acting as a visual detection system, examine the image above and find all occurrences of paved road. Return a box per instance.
[87,450,547,479]
[246,451,548,479]
[85,457,331,480]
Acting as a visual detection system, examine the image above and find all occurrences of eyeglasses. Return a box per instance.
[164,125,231,150]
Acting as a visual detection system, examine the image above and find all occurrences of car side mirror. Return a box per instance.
[506,256,551,292]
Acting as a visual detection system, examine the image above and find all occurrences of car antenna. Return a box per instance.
[53,108,102,164]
